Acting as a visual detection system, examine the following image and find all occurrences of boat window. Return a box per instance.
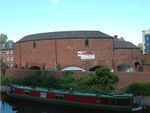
[101,98,109,104]
[24,90,30,95]
[55,93,64,100]
[112,98,131,106]
[40,92,47,98]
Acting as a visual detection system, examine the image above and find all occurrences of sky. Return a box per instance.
[0,0,150,45]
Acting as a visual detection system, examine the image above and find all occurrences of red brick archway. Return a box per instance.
[89,66,100,71]
[29,66,40,70]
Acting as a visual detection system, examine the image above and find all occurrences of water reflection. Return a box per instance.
[0,94,149,113]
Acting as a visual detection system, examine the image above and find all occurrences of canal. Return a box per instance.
[0,94,150,113]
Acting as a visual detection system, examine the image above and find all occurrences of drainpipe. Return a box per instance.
[54,39,58,70]
[112,35,117,71]
[20,42,22,68]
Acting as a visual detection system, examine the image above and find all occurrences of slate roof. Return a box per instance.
[114,40,139,49]
[0,43,14,50]
[17,31,138,49]
[17,31,113,42]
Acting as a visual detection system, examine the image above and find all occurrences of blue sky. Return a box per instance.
[0,0,150,45]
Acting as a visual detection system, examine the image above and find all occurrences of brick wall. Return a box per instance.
[143,54,150,72]
[114,49,140,68]
[15,38,114,70]
[144,65,150,72]
[116,72,150,87]
[6,69,150,87]
[144,54,150,61]
[15,38,140,71]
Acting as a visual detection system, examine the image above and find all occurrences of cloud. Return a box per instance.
[51,0,60,4]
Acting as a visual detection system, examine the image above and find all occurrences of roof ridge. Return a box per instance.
[17,30,113,43]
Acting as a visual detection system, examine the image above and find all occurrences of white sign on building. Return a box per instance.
[80,54,95,60]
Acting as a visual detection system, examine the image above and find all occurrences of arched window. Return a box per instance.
[117,65,134,72]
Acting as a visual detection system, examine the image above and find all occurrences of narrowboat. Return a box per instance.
[7,85,142,112]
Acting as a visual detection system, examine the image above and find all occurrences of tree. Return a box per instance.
[0,61,8,75]
[0,33,8,44]
[94,65,119,91]
[138,43,143,51]
[127,82,150,104]
[74,65,119,92]
[6,40,14,45]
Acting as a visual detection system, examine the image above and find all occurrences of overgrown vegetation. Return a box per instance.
[0,62,8,75]
[59,65,119,92]
[12,71,61,88]
[1,74,13,86]
[127,82,150,96]
[1,65,119,92]
[0,62,11,85]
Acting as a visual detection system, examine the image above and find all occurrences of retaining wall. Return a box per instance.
[6,69,150,87]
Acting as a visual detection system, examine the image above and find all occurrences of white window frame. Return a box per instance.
[7,57,9,61]
[6,51,9,55]
[10,57,13,61]
[10,50,13,54]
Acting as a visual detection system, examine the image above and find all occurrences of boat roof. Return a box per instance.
[15,85,133,97]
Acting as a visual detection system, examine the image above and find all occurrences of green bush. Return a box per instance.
[0,62,8,75]
[12,71,61,88]
[127,82,150,96]
[60,65,119,92]
[59,71,75,89]
[94,65,119,91]
[1,75,13,86]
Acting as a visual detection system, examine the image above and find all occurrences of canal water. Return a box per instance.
[0,94,150,113]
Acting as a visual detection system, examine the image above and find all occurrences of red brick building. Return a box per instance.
[14,31,140,72]
[143,53,150,72]
[0,43,14,68]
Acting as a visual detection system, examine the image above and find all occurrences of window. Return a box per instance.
[9,43,13,48]
[85,39,89,47]
[112,98,131,106]
[7,64,10,67]
[10,64,13,67]
[24,90,30,95]
[101,98,109,104]
[2,44,5,48]
[33,42,36,48]
[55,93,64,100]
[7,57,9,61]
[10,57,13,61]
[6,51,9,55]
[40,92,47,98]
[10,50,13,54]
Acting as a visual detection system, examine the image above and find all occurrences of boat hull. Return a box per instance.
[7,93,142,112]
